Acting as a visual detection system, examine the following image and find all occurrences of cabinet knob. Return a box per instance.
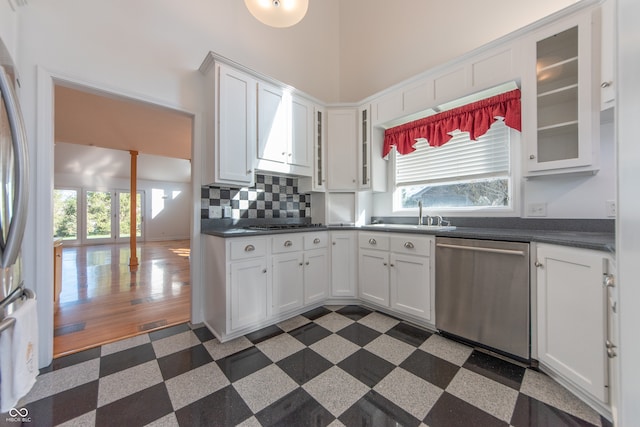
[534,261,543,268]
[299,262,303,266]
[390,263,395,267]
[247,170,253,174]
[529,154,536,160]
[601,81,612,88]
[288,153,292,157]
[368,238,377,245]
[404,242,414,249]
[383,262,387,266]
[332,242,336,245]
[305,261,310,265]
[245,244,255,252]
[262,268,267,273]
[607,348,617,358]
[282,152,286,155]
[313,238,321,244]
[606,340,617,350]
[284,240,293,247]
[352,179,356,183]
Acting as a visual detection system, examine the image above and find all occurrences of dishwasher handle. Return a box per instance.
[436,242,527,257]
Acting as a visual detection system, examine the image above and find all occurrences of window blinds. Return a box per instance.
[395,120,510,186]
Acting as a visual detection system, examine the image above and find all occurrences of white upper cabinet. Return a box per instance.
[256,82,313,176]
[522,11,600,176]
[290,95,313,169]
[201,61,257,187]
[371,43,518,128]
[327,108,358,191]
[358,104,387,192]
[599,0,615,110]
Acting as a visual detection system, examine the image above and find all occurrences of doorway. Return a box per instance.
[51,82,194,357]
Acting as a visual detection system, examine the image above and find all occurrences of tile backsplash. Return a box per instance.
[201,173,311,220]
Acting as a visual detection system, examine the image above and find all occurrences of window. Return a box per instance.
[53,188,79,241]
[395,119,514,211]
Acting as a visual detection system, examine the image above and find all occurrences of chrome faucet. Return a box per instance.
[418,200,423,225]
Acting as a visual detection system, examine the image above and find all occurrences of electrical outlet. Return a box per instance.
[209,206,222,219]
[606,200,616,217]
[527,202,547,217]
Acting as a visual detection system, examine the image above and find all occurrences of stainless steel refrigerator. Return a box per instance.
[0,36,32,332]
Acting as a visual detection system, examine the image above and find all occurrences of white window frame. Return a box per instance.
[392,126,522,217]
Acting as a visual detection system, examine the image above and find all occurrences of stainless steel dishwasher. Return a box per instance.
[436,237,530,361]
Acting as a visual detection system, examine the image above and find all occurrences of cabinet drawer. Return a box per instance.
[359,232,390,251]
[304,232,328,250]
[390,235,431,256]
[229,238,267,260]
[272,234,304,253]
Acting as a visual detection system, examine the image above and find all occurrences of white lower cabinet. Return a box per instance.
[272,252,304,315]
[330,231,357,297]
[304,249,329,304]
[389,253,431,319]
[230,258,268,331]
[359,249,390,306]
[358,232,434,323]
[535,243,611,405]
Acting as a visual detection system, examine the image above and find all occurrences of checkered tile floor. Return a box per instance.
[7,306,611,427]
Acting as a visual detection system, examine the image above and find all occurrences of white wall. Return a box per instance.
[55,173,191,242]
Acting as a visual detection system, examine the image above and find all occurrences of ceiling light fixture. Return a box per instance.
[244,0,309,28]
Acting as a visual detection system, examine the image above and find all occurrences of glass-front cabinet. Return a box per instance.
[312,106,326,191]
[523,11,599,175]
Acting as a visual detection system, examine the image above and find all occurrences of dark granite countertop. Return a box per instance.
[202,223,614,253]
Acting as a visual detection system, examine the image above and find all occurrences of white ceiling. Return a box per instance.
[53,83,193,183]
[54,142,191,183]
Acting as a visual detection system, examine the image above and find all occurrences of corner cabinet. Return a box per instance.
[522,11,600,176]
[201,59,257,187]
[535,243,613,407]
[326,108,358,191]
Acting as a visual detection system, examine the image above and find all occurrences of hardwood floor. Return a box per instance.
[53,240,191,358]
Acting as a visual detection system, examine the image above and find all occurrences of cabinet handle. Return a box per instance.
[284,240,293,247]
[404,242,414,249]
[603,274,615,288]
[601,81,612,88]
[607,348,617,358]
[245,244,255,252]
[368,238,377,245]
[313,238,321,244]
[529,154,536,160]
[606,340,617,349]
[534,261,543,268]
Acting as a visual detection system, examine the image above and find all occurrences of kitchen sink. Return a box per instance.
[364,224,457,231]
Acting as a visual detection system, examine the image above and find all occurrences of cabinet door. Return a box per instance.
[358,105,371,190]
[390,253,432,321]
[359,249,389,306]
[536,244,607,403]
[218,64,256,186]
[291,96,313,169]
[331,232,357,297]
[258,82,288,164]
[272,252,304,314]
[230,258,268,331]
[599,0,615,110]
[523,12,598,174]
[327,109,358,191]
[304,249,329,305]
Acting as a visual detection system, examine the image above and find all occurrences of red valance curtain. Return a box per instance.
[382,88,522,157]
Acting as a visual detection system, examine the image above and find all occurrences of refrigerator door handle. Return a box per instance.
[0,65,30,269]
